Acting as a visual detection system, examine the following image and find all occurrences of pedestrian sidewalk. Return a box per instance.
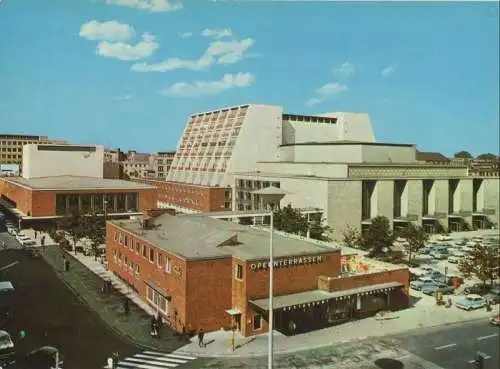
[174,296,498,358]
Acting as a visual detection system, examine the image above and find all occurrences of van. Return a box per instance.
[0,281,15,327]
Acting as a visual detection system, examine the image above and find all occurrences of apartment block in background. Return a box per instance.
[0,134,67,168]
[149,151,176,179]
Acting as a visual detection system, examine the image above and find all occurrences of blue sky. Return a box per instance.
[0,0,498,156]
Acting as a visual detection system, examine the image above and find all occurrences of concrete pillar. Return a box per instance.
[373,180,394,221]
[433,180,449,231]
[483,178,500,226]
[403,180,423,224]
[327,181,362,242]
[457,179,473,227]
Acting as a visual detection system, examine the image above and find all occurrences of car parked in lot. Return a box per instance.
[3,346,64,369]
[16,235,36,247]
[430,251,448,260]
[490,314,500,326]
[0,330,15,366]
[463,283,499,296]
[447,256,461,264]
[483,288,500,305]
[421,282,455,296]
[410,277,436,290]
[455,294,487,311]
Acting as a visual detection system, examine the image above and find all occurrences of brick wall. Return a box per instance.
[135,179,229,212]
[105,222,187,328]
[185,258,233,332]
[0,179,32,215]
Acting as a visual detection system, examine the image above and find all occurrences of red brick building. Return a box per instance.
[0,175,157,228]
[106,214,410,337]
[134,179,231,213]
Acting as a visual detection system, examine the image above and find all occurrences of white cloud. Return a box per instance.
[162,72,254,98]
[306,83,347,106]
[79,20,134,41]
[105,0,182,12]
[113,94,132,100]
[97,32,159,61]
[131,37,254,72]
[179,31,192,38]
[332,61,354,78]
[381,64,397,77]
[201,28,232,39]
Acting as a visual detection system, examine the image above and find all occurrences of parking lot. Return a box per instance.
[1,232,139,369]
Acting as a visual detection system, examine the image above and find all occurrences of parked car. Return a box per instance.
[410,277,436,290]
[483,288,500,305]
[423,270,443,280]
[18,236,36,247]
[455,294,486,311]
[447,256,461,264]
[437,235,453,241]
[430,251,447,260]
[421,282,455,296]
[0,330,15,366]
[490,314,500,326]
[463,283,497,295]
[6,228,17,236]
[3,346,63,369]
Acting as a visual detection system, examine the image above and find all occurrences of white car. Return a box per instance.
[15,232,28,241]
[17,236,36,246]
[447,256,461,264]
[437,235,453,242]
[451,250,466,257]
[7,227,17,236]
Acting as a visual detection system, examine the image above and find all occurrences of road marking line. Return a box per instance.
[134,354,187,364]
[434,343,457,350]
[476,333,498,341]
[143,351,197,360]
[118,360,178,368]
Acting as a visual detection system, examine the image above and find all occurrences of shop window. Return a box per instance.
[80,194,92,213]
[149,248,154,263]
[104,194,115,212]
[116,193,126,213]
[235,264,243,280]
[93,194,104,213]
[126,193,138,212]
[68,194,78,211]
[253,314,262,330]
[165,257,171,273]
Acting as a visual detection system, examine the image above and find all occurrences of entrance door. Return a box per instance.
[234,314,242,331]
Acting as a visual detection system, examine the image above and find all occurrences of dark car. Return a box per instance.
[0,330,15,366]
[463,284,492,295]
[4,346,63,369]
[484,288,500,305]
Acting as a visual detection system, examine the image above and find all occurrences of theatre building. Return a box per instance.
[106,214,409,337]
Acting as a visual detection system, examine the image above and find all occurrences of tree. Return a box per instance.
[272,204,331,241]
[342,225,363,249]
[362,216,393,257]
[84,212,106,261]
[476,153,498,161]
[308,215,332,242]
[459,244,500,288]
[57,208,87,254]
[454,151,472,159]
[401,223,428,265]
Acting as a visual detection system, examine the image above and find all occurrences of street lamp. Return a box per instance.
[104,199,108,221]
[251,186,287,369]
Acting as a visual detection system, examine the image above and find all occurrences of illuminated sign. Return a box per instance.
[250,255,324,271]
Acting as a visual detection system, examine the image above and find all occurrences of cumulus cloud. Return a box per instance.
[97,32,159,61]
[179,31,192,38]
[79,20,134,41]
[131,37,254,72]
[105,0,182,12]
[332,61,354,78]
[306,83,347,106]
[201,28,233,39]
[381,63,397,77]
[162,72,254,98]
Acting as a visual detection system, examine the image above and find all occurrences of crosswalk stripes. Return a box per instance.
[105,350,197,369]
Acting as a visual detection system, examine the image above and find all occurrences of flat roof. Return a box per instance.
[250,281,404,311]
[110,214,339,261]
[280,141,415,148]
[3,176,155,191]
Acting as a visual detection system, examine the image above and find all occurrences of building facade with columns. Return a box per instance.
[230,142,500,240]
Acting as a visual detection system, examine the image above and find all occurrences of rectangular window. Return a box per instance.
[55,195,68,215]
[80,194,92,213]
[68,194,79,211]
[104,194,115,213]
[119,233,124,245]
[149,248,154,263]
[147,286,153,301]
[116,193,126,213]
[113,232,118,242]
[157,253,163,268]
[253,314,262,330]
[165,257,171,273]
[235,264,243,280]
[135,242,140,254]
[124,235,128,246]
[129,238,133,251]
[142,245,146,258]
[135,264,140,278]
[93,194,104,213]
[126,193,138,212]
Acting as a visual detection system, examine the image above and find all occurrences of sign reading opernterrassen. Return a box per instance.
[250,255,324,271]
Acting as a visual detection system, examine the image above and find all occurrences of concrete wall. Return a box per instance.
[254,161,348,178]
[326,181,362,241]
[23,144,104,179]
[483,178,500,225]
[316,112,375,142]
[406,180,423,222]
[361,145,416,163]
[430,179,449,230]
[457,179,473,213]
[282,120,339,145]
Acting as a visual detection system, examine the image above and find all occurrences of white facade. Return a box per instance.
[167,104,378,187]
[22,144,104,179]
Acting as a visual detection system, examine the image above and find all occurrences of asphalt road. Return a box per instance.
[183,320,499,369]
[1,242,139,369]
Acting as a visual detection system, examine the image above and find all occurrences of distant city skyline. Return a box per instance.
[0,0,498,156]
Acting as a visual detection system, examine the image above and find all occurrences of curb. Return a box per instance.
[175,316,492,359]
[40,249,172,352]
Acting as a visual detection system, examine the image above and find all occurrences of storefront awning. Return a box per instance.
[249,281,404,312]
[225,308,241,316]
[145,280,170,298]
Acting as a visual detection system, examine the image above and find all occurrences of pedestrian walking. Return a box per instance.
[34,230,38,239]
[123,298,130,315]
[198,329,205,347]
[41,235,46,253]
[111,352,120,369]
[150,315,158,338]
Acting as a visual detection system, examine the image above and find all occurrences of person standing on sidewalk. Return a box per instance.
[198,329,205,347]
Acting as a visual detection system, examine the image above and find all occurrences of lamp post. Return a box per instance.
[252,186,287,369]
[103,199,108,221]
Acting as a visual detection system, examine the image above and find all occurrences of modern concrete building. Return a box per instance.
[22,144,105,179]
[0,134,67,168]
[149,151,176,179]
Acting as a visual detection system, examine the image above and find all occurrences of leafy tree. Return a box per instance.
[454,151,472,159]
[272,204,331,241]
[342,225,363,249]
[476,153,498,161]
[362,216,393,257]
[401,223,428,265]
[57,208,87,254]
[308,215,332,242]
[459,244,500,287]
[84,212,106,260]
